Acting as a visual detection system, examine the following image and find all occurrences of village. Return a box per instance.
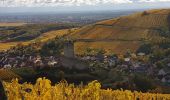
[0,44,170,86]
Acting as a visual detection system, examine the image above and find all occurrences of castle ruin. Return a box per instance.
[64,41,75,58]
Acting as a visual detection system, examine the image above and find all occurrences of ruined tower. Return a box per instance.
[64,40,74,58]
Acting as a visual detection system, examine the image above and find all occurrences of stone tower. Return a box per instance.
[64,41,74,58]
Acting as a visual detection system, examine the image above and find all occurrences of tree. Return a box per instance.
[133,75,156,92]
[151,49,165,61]
[0,81,7,100]
[96,49,106,55]
[137,43,152,54]
[85,48,93,56]
[141,11,149,16]
[40,39,64,56]
[156,61,165,69]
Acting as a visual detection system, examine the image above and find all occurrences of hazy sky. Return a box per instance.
[0,0,170,13]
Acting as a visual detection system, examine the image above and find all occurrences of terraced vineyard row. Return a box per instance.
[0,69,21,81]
[116,15,168,28]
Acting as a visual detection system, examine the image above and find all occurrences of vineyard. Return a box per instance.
[70,9,170,54]
[0,69,21,81]
[2,78,170,100]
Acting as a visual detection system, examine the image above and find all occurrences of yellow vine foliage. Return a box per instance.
[2,78,170,100]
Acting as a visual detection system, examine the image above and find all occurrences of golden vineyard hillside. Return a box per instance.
[71,9,170,54]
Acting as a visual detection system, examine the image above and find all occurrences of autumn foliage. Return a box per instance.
[2,78,170,100]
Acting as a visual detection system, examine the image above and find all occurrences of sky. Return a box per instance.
[0,0,170,13]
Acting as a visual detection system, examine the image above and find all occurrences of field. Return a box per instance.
[0,23,26,26]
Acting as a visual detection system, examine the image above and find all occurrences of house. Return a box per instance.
[132,62,140,68]
[158,69,166,76]
[108,60,116,67]
[133,66,147,73]
[48,60,58,67]
[137,52,145,56]
[157,68,170,84]
[161,76,170,84]
[167,63,170,67]
[124,58,130,62]
[82,56,91,60]
[3,64,12,69]
[161,78,166,83]
[34,58,44,68]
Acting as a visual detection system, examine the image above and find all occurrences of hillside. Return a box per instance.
[0,24,76,42]
[0,29,73,51]
[0,23,77,51]
[71,9,170,54]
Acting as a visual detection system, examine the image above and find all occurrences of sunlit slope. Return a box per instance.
[0,29,70,51]
[71,9,170,54]
[75,41,140,54]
